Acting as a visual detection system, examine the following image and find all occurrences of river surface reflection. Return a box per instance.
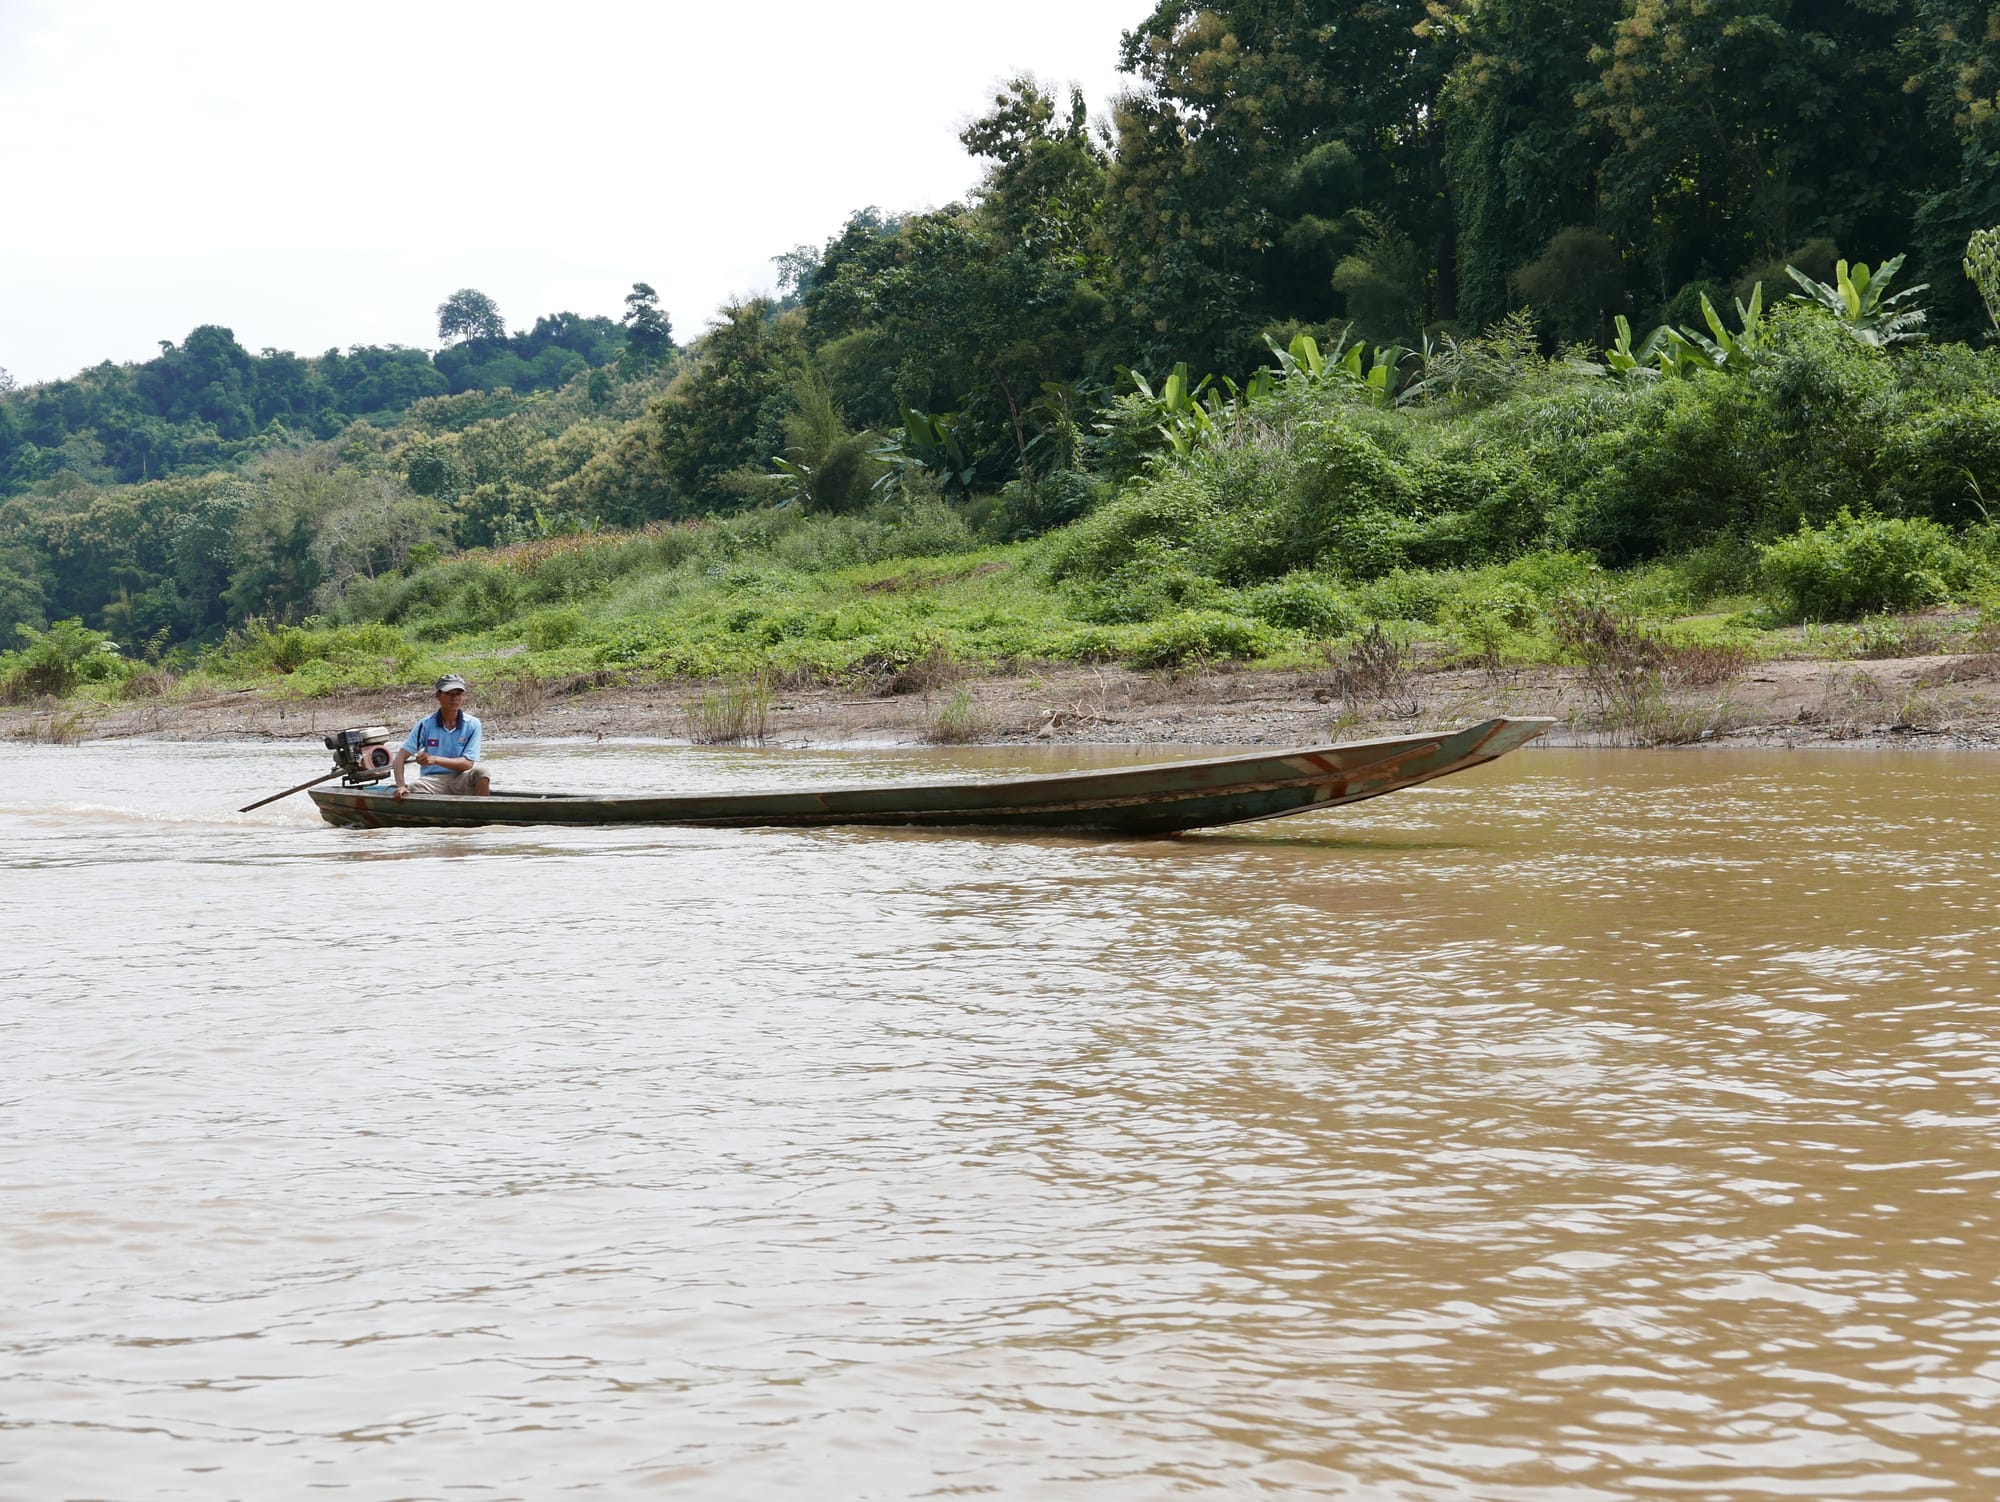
[3,739,1998,1499]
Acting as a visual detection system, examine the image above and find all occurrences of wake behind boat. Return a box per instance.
[303,718,1552,835]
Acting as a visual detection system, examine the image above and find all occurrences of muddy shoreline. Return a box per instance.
[9,653,2000,751]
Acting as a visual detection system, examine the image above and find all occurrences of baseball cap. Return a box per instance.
[434,674,468,693]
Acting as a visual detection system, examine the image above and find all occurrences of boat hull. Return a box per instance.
[307,717,1551,835]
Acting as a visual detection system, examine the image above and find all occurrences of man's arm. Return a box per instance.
[398,746,475,774]
[417,718,480,772]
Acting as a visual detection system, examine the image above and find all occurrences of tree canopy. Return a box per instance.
[4,2,1998,656]
[436,289,506,345]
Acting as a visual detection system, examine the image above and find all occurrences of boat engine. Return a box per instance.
[325,726,396,786]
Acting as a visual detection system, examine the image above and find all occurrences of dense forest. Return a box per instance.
[5,0,2000,687]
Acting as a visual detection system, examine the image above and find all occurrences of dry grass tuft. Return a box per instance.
[1550,599,1747,745]
[12,707,88,744]
[924,687,994,744]
[1916,652,2000,687]
[1619,694,1745,746]
[1798,668,1893,737]
[494,674,548,717]
[1663,641,1751,687]
[683,676,769,744]
[120,667,180,700]
[487,521,688,575]
[543,670,616,699]
[1032,668,1129,736]
[1890,685,1952,732]
[884,639,967,697]
[1855,615,1947,660]
[1326,623,1418,719]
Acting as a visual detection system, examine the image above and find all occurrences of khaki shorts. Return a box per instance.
[402,763,492,796]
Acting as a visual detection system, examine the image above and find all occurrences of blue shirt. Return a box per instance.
[404,711,483,776]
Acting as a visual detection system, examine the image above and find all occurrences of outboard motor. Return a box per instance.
[324,726,395,787]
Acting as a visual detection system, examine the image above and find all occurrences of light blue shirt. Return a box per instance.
[404,711,482,776]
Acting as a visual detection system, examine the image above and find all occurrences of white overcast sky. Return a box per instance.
[0,0,1151,385]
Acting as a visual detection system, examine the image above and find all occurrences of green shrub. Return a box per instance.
[1070,560,1224,623]
[1444,580,1540,632]
[314,623,405,662]
[1489,549,1603,598]
[1043,473,1218,582]
[1,619,127,700]
[224,620,413,678]
[1566,376,1770,559]
[1401,449,1553,567]
[425,568,521,636]
[1512,227,1627,345]
[987,469,1106,541]
[1758,510,1981,620]
[1130,610,1277,668]
[1351,568,1454,623]
[593,619,674,666]
[1242,575,1357,636]
[1876,397,2000,524]
[249,621,317,673]
[523,607,586,650]
[1661,537,1761,605]
[1290,421,1422,576]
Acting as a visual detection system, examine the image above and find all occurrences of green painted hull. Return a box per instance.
[308,718,1551,835]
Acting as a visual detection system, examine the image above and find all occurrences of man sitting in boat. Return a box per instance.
[392,674,491,799]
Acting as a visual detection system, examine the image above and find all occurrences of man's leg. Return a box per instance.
[431,765,493,796]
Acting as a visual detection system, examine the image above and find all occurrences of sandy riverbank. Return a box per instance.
[8,652,2000,750]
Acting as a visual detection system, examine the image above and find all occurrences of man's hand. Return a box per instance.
[393,783,409,800]
[415,751,432,767]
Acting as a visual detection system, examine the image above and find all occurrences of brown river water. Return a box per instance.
[3,739,1998,1500]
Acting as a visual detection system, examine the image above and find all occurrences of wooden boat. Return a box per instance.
[306,717,1551,835]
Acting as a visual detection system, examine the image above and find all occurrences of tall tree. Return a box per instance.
[436,288,506,345]
[1439,0,1622,329]
[1582,0,1945,306]
[1107,0,1458,366]
[620,283,675,371]
[1909,0,2000,330]
[961,76,1109,267]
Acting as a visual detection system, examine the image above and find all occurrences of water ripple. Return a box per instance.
[2,741,1997,1498]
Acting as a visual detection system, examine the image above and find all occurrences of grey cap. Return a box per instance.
[434,674,468,693]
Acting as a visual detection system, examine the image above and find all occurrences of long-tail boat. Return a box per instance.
[304,717,1551,834]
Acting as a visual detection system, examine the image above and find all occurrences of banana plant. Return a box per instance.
[1683,285,1766,372]
[1266,331,1328,382]
[1604,289,1762,381]
[1128,362,1223,455]
[870,407,979,495]
[1785,255,1928,347]
[769,454,814,504]
[1158,398,1220,457]
[1020,380,1085,475]
[1604,316,1654,377]
[1358,343,1410,407]
[1645,325,1715,379]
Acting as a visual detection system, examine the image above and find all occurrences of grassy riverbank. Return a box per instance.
[10,294,2000,743]
[9,493,2000,751]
